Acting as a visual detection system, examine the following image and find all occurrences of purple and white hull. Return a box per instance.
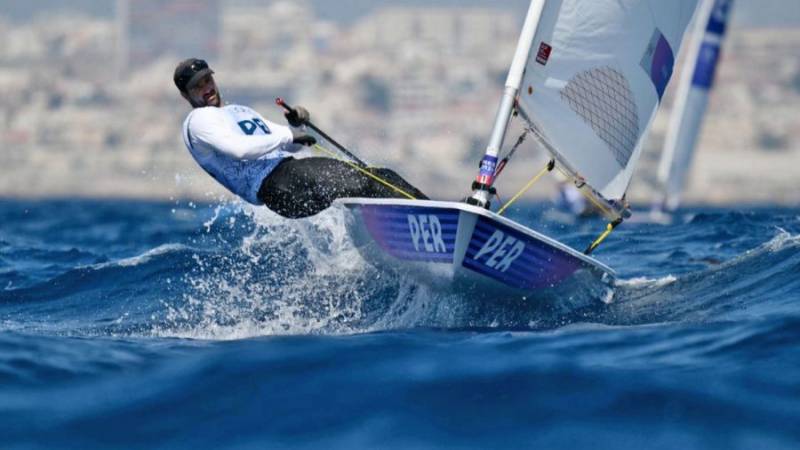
[339,199,614,301]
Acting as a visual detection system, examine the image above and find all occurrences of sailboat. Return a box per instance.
[337,0,700,300]
[655,0,735,213]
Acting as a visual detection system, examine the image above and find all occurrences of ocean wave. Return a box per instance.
[601,228,800,326]
[763,228,800,252]
[151,205,380,340]
[615,275,678,288]
[2,200,800,449]
[3,202,800,339]
[89,243,189,269]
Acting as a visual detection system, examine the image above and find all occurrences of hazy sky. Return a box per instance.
[0,0,799,28]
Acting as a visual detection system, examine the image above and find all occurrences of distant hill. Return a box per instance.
[1,0,799,28]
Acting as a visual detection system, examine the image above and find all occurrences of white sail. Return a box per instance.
[517,0,700,201]
[657,0,734,211]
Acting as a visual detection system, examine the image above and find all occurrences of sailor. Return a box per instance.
[555,180,590,217]
[174,58,426,218]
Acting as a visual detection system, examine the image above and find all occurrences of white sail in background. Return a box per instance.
[657,0,734,211]
[517,0,700,201]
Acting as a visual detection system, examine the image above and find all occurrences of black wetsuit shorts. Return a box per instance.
[257,157,428,219]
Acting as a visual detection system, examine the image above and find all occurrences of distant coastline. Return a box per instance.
[1,2,799,206]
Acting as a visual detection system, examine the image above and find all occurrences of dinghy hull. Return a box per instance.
[339,199,614,301]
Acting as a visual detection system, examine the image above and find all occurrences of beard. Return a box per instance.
[190,88,221,108]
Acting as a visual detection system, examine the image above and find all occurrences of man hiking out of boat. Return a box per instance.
[174,58,427,218]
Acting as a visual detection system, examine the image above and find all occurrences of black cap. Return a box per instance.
[174,58,214,93]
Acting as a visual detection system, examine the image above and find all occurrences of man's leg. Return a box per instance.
[258,157,428,218]
[366,168,429,201]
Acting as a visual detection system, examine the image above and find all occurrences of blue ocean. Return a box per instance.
[1,198,798,449]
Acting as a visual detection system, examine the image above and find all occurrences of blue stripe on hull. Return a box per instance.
[354,203,597,290]
[360,205,458,263]
[463,217,583,290]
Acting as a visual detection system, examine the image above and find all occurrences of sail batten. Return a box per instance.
[517,0,701,201]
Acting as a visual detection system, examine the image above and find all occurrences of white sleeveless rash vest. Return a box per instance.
[181,104,299,204]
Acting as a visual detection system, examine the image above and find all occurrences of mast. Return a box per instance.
[468,0,548,208]
[656,0,734,211]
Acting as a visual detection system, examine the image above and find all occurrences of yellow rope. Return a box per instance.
[585,223,614,254]
[584,218,623,255]
[497,160,554,215]
[311,143,417,200]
